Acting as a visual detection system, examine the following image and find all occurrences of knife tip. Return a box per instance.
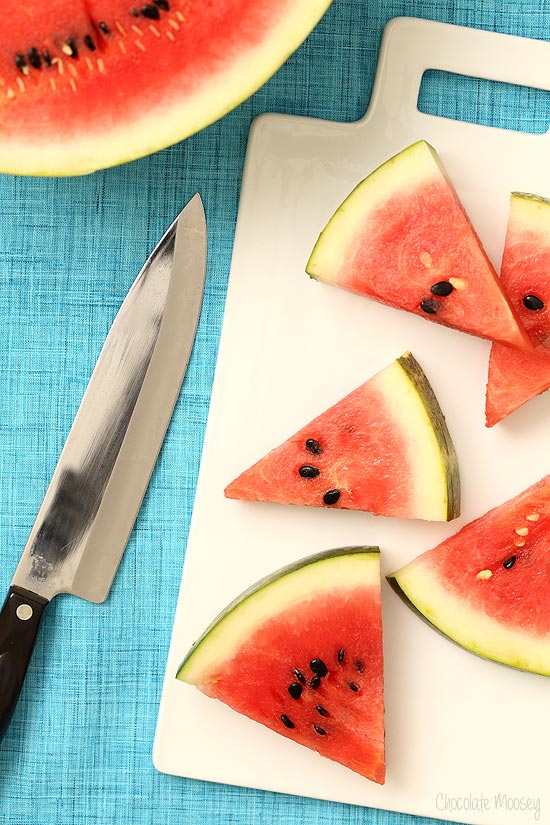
[175,193,206,234]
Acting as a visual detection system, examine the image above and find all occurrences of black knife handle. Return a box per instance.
[0,586,48,742]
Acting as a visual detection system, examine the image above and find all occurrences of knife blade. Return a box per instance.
[0,193,207,742]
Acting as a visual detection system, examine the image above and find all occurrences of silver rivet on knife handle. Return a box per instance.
[16,604,33,621]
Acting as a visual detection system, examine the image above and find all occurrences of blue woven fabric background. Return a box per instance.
[0,1,549,823]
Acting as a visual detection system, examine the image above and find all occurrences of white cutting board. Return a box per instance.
[154,18,550,825]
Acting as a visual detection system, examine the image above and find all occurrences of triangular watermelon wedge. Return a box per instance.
[388,475,550,675]
[306,141,531,351]
[486,193,550,427]
[225,352,460,521]
[177,546,385,783]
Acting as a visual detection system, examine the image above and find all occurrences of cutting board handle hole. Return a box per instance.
[418,69,550,135]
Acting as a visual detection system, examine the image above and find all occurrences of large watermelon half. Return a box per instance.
[306,141,532,351]
[486,193,550,426]
[0,0,332,175]
[177,546,385,784]
[388,475,550,675]
[225,352,460,521]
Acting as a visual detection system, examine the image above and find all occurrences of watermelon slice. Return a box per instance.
[306,141,531,351]
[177,546,385,783]
[225,352,460,521]
[387,475,550,675]
[0,0,332,175]
[486,193,550,426]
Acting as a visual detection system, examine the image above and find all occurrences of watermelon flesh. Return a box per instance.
[388,475,550,675]
[0,0,332,175]
[225,352,460,522]
[306,141,532,351]
[177,547,385,784]
[486,193,550,426]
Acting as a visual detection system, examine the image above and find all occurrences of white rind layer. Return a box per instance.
[509,191,550,237]
[375,356,453,522]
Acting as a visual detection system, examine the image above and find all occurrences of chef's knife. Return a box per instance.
[0,193,207,742]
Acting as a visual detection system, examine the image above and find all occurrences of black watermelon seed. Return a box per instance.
[337,648,344,664]
[154,0,170,8]
[309,675,321,690]
[420,297,441,314]
[28,48,41,69]
[314,725,327,735]
[349,682,359,692]
[523,294,544,311]
[99,21,111,34]
[430,281,453,297]
[141,3,161,18]
[310,658,328,677]
[14,54,27,73]
[293,668,306,684]
[354,659,364,673]
[66,38,78,58]
[503,555,517,569]
[280,714,295,729]
[323,489,340,505]
[316,705,328,717]
[305,438,322,455]
[130,7,140,15]
[288,682,303,700]
[43,51,52,67]
[84,35,96,51]
[299,465,320,479]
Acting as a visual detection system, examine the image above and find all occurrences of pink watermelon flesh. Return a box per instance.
[388,475,550,674]
[486,193,550,426]
[306,141,532,351]
[198,585,384,781]
[226,380,411,514]
[177,548,385,783]
[224,353,460,521]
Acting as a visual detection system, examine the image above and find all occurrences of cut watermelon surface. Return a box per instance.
[388,475,550,675]
[224,352,460,521]
[486,193,550,426]
[0,0,332,175]
[306,141,531,351]
[177,546,385,784]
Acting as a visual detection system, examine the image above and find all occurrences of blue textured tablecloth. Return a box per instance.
[0,1,548,823]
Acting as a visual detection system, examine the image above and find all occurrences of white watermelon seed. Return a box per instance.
[419,251,432,267]
[476,569,493,580]
[449,277,467,290]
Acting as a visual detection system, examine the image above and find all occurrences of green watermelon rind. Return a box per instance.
[386,565,550,677]
[511,191,550,209]
[397,352,460,522]
[176,545,380,684]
